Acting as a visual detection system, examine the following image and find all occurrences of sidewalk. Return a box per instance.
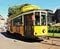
[0,28,6,32]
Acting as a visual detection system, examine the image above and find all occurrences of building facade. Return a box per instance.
[0,15,5,28]
[54,9,60,23]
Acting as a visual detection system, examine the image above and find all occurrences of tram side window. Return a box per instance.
[17,16,22,26]
[13,16,22,26]
[9,20,12,26]
[13,18,17,26]
[35,12,40,25]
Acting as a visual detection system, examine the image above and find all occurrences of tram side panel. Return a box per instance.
[19,26,24,36]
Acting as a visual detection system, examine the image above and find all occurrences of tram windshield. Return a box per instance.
[34,12,47,26]
[41,15,46,25]
[35,12,40,25]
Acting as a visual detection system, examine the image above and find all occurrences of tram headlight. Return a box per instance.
[42,29,45,33]
[35,32,37,35]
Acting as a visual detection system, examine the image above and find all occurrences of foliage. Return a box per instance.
[8,4,31,17]
[48,33,60,37]
[48,26,60,33]
[8,3,40,17]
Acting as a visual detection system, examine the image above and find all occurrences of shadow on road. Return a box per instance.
[1,32,43,43]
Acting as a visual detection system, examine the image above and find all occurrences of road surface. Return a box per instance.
[0,32,60,49]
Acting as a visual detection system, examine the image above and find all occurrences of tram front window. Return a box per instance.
[35,12,40,25]
[41,15,46,25]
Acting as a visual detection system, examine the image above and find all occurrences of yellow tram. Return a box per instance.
[6,4,48,39]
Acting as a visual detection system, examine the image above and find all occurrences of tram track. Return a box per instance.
[48,36,60,39]
[40,37,60,47]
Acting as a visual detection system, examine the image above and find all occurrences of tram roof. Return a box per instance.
[8,4,40,18]
[9,9,48,19]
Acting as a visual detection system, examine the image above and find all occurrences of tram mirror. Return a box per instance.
[32,15,35,21]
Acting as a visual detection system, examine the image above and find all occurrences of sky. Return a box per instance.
[0,0,60,20]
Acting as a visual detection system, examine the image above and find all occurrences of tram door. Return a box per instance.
[24,14,33,38]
